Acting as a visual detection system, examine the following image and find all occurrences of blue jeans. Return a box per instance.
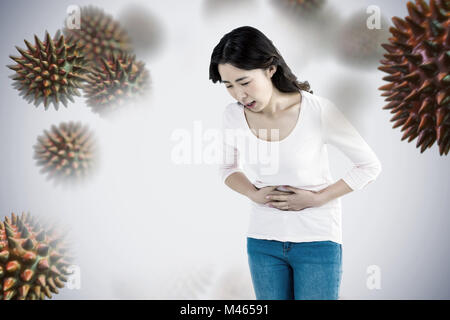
[247,237,343,300]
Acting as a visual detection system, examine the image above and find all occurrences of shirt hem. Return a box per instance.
[245,232,342,245]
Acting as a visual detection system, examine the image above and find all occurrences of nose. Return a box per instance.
[233,87,248,102]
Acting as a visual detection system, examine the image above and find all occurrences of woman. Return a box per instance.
[209,26,382,300]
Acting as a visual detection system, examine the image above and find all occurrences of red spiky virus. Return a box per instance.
[83,52,150,116]
[63,5,132,68]
[0,212,73,300]
[33,121,97,183]
[7,30,89,110]
[378,0,449,156]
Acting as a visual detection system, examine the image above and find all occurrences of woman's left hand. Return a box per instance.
[264,185,324,211]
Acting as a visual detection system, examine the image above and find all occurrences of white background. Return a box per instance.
[0,0,448,299]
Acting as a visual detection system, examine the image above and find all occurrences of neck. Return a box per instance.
[261,87,301,118]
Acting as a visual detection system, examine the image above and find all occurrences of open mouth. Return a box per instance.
[246,101,256,108]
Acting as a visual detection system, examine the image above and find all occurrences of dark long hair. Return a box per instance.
[209,26,312,94]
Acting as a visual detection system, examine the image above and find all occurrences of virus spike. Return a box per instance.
[418,113,433,131]
[437,90,449,105]
[6,260,21,273]
[21,226,30,239]
[5,225,15,238]
[418,97,433,114]
[407,1,426,22]
[3,277,18,291]
[20,269,34,282]
[33,285,41,298]
[43,285,52,299]
[47,277,59,293]
[23,39,37,54]
[18,284,31,300]
[46,30,56,55]
[22,251,37,263]
[390,26,410,42]
[436,107,448,126]
[392,16,410,32]
[3,289,16,300]
[54,277,65,288]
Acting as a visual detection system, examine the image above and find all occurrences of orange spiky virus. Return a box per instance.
[83,52,150,116]
[63,5,132,68]
[0,212,73,300]
[33,121,97,182]
[7,30,89,110]
[378,0,449,156]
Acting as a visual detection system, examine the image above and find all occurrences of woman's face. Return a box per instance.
[218,63,276,112]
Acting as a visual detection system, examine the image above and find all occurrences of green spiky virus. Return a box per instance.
[63,5,132,68]
[378,0,449,155]
[0,212,73,300]
[33,121,97,182]
[7,30,89,110]
[83,52,150,116]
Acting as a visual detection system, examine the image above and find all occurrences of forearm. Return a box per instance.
[224,171,257,199]
[315,178,353,206]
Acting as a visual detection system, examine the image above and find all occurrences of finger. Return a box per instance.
[275,202,289,209]
[265,195,289,201]
[267,201,288,208]
[269,190,294,195]
[266,192,292,198]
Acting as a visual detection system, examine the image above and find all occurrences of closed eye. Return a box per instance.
[226,81,250,88]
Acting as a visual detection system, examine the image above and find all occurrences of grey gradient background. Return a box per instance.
[0,0,449,299]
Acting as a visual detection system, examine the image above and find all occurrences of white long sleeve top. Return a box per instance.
[219,89,382,244]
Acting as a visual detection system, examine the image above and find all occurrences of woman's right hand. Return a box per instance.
[248,186,294,206]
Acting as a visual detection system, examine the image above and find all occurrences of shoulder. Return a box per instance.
[302,90,333,108]
[300,90,334,118]
[301,91,339,118]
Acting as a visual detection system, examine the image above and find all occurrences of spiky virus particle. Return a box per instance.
[0,212,73,300]
[336,10,390,67]
[7,30,89,110]
[83,53,150,115]
[33,121,97,182]
[378,0,450,156]
[63,5,132,68]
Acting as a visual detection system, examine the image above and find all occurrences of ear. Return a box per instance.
[265,65,276,79]
[269,65,276,78]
